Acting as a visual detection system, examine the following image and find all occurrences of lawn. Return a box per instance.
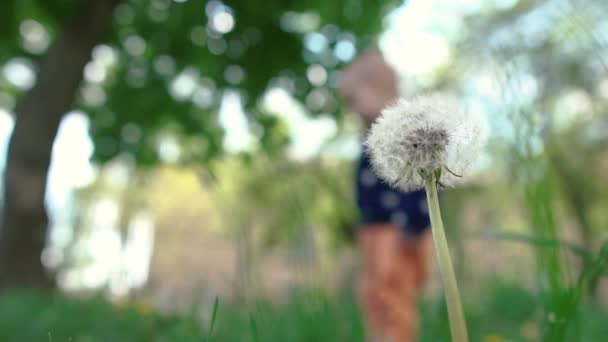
[0,282,606,341]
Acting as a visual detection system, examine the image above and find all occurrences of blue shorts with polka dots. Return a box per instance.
[356,152,431,237]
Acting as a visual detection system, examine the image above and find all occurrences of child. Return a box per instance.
[340,48,432,342]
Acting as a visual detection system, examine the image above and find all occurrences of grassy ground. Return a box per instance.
[0,283,606,341]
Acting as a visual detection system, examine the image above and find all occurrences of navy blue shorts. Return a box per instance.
[356,152,430,237]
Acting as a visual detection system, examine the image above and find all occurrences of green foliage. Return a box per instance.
[213,154,358,247]
[464,1,608,336]
[0,291,205,341]
[219,289,366,341]
[0,0,395,164]
[2,282,608,342]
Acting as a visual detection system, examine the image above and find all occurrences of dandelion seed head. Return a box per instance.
[365,93,487,191]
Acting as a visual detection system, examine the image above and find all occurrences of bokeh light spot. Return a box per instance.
[304,32,328,54]
[306,64,327,86]
[124,35,146,56]
[19,19,50,54]
[3,58,36,90]
[335,40,356,62]
[212,12,235,34]
[224,65,245,85]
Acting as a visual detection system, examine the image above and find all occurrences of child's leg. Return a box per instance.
[358,224,431,342]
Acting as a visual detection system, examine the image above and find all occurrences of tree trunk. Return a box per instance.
[0,0,120,289]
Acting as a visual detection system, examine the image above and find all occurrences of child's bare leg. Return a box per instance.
[358,225,430,342]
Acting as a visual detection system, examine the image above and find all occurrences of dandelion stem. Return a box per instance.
[424,176,469,342]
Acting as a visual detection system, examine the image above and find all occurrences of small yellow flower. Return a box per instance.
[483,334,504,342]
[521,320,539,340]
[134,300,154,316]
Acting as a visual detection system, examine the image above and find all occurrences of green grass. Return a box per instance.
[0,283,606,341]
[0,291,204,342]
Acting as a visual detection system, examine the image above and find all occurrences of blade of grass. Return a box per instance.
[249,313,259,342]
[206,297,220,342]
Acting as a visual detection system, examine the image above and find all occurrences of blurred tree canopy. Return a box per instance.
[0,0,395,288]
[1,0,394,163]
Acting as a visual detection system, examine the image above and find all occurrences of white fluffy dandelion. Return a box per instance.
[364,93,487,342]
[365,93,486,191]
